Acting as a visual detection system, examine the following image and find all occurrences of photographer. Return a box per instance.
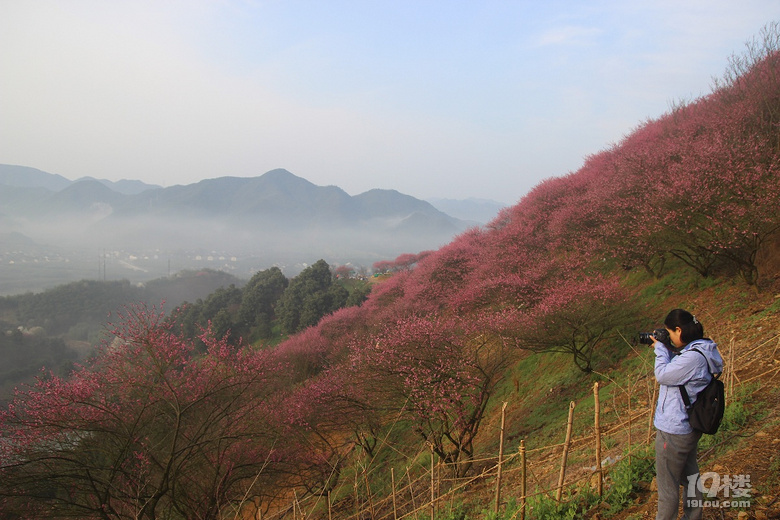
[650,309,723,520]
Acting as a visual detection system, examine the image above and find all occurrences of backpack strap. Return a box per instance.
[678,348,714,410]
[679,384,693,410]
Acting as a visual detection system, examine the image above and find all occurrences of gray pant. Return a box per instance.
[655,430,703,520]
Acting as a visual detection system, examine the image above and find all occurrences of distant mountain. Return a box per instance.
[76,176,161,195]
[45,179,127,216]
[118,170,358,223]
[354,189,439,219]
[0,164,72,191]
[0,166,472,291]
[98,169,462,233]
[427,197,507,224]
[0,164,484,227]
[0,164,160,195]
[0,231,41,250]
[0,184,54,215]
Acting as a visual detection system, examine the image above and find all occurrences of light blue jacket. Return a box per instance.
[654,338,724,435]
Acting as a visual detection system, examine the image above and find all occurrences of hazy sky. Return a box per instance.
[1,2,778,204]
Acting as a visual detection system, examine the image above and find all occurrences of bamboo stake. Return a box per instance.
[520,440,527,520]
[448,485,456,519]
[556,401,576,501]
[594,381,603,497]
[728,332,736,401]
[733,333,778,364]
[437,462,441,508]
[406,466,418,520]
[430,447,436,520]
[494,401,508,513]
[327,491,332,520]
[365,467,375,520]
[627,381,632,468]
[743,365,780,383]
[391,468,397,520]
[354,468,360,520]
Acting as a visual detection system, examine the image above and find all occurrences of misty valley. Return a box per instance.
[0,165,505,296]
[0,165,503,406]
[3,25,780,517]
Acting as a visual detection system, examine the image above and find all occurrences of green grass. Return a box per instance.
[522,488,599,520]
[502,352,593,451]
[320,270,774,520]
[749,294,780,323]
[756,449,780,496]
[602,446,656,517]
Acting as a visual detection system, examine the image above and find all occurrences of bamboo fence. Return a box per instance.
[241,330,775,520]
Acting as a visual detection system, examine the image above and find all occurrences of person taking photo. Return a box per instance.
[651,308,724,520]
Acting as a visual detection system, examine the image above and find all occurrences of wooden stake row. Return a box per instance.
[281,373,662,520]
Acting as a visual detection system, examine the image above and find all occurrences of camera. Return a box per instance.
[638,328,670,345]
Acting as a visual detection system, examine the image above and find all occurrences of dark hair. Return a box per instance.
[664,308,704,344]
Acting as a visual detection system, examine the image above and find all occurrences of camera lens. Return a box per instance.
[638,332,653,344]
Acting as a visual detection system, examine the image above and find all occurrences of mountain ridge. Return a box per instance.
[0,164,161,195]
[0,164,487,291]
[0,164,505,224]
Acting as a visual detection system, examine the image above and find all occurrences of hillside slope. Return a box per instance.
[601,278,780,520]
[1,25,779,520]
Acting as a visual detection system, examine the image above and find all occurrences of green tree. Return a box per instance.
[277,260,347,334]
[345,280,371,307]
[174,284,243,345]
[238,267,288,340]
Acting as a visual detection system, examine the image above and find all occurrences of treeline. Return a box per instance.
[0,263,370,403]
[1,23,779,520]
[171,259,371,345]
[0,270,242,402]
[0,270,242,340]
[0,328,78,405]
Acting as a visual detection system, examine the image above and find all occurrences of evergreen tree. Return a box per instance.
[277,260,347,334]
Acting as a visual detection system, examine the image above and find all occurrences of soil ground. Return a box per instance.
[600,277,780,520]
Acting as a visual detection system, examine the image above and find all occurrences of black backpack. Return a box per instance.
[679,348,725,435]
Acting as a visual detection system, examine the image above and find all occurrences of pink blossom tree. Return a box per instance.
[277,367,379,498]
[0,304,285,519]
[348,312,513,477]
[502,273,637,372]
[400,230,485,314]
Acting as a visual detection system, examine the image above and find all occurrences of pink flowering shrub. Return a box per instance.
[0,304,285,519]
[347,312,513,476]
